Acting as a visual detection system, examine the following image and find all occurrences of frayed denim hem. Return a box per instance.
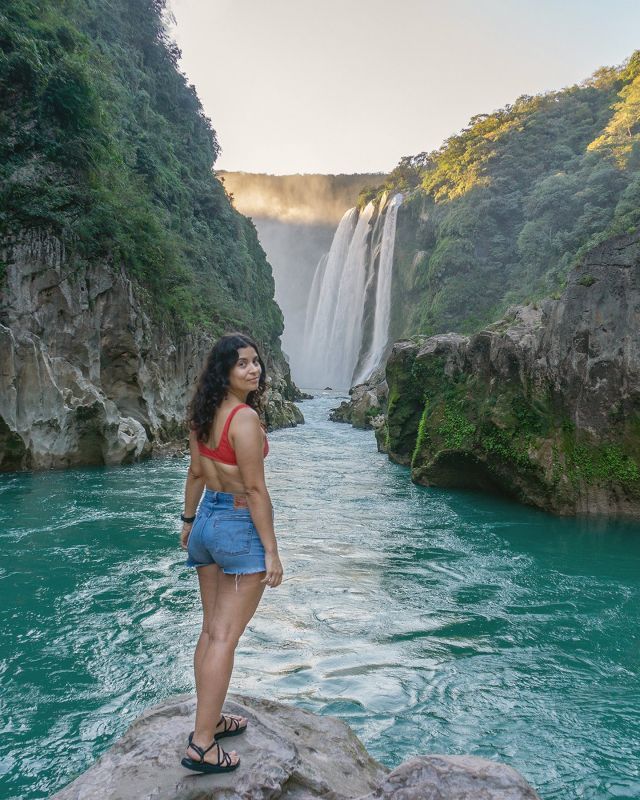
[224,568,267,592]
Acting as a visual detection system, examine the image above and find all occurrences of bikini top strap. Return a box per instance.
[221,403,250,440]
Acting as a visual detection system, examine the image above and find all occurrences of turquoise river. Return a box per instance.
[1,394,639,799]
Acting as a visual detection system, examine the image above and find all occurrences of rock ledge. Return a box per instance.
[52,693,540,800]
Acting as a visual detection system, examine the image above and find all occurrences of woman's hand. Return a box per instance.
[180,521,193,550]
[262,550,283,588]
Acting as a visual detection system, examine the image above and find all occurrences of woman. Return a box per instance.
[179,331,283,774]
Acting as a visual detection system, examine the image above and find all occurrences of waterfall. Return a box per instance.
[353,193,403,384]
[303,252,328,345]
[297,208,357,387]
[299,194,401,390]
[326,202,375,387]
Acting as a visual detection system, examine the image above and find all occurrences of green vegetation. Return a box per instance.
[390,344,640,507]
[0,0,283,343]
[362,52,640,339]
[408,362,539,469]
[364,404,381,420]
[560,417,640,490]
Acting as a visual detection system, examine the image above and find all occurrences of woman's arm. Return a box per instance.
[233,409,283,586]
[180,431,205,549]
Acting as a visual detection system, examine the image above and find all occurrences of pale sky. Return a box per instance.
[168,0,640,175]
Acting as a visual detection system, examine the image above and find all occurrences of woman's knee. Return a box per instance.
[203,625,242,649]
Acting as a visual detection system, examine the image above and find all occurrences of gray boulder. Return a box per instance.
[51,694,541,800]
[51,693,387,800]
[329,365,388,430]
[360,755,540,800]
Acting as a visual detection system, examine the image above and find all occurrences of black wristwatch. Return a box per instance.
[181,513,196,523]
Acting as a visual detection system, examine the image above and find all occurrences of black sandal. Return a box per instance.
[188,713,248,745]
[215,713,248,740]
[181,737,240,774]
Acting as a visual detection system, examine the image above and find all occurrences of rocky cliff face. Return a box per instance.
[0,231,303,472]
[338,232,640,517]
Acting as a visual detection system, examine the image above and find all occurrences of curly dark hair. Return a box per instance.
[187,331,268,442]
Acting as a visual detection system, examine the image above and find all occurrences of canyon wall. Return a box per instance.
[374,232,640,516]
[0,1,302,472]
[0,231,302,471]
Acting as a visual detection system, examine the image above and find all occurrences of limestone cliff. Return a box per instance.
[338,232,640,517]
[0,231,303,472]
[361,53,640,346]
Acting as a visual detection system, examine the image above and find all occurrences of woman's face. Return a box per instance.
[228,346,261,395]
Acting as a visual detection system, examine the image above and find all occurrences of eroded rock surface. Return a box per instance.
[51,693,388,800]
[360,755,540,800]
[51,694,541,800]
[329,365,388,431]
[0,232,302,471]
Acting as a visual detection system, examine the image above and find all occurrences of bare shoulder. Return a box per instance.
[236,404,259,419]
[230,405,261,433]
[229,405,263,450]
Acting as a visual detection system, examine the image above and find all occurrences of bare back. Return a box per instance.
[190,401,267,495]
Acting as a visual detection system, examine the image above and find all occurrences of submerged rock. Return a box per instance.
[51,693,540,800]
[382,232,640,517]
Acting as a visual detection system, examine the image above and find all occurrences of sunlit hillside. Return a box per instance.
[361,52,640,337]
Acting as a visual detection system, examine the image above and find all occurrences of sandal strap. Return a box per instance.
[219,714,242,733]
[202,738,220,757]
[187,740,206,762]
[188,737,230,766]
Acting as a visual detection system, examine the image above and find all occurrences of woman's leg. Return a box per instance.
[187,569,266,765]
[193,563,220,705]
[193,565,247,737]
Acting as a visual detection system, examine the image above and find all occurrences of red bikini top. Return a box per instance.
[197,404,269,465]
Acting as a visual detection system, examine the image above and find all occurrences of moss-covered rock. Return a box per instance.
[385,232,640,517]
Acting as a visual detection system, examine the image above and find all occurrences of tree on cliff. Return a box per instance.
[360,51,640,339]
[0,0,283,344]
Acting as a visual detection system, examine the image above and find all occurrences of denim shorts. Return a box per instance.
[186,489,267,578]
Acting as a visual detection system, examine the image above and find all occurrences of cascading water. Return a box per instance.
[302,252,328,345]
[299,193,402,390]
[324,202,375,387]
[297,207,358,387]
[353,193,403,384]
